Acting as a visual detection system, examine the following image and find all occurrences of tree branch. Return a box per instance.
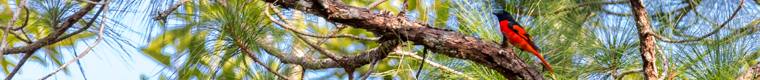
[392,50,474,79]
[57,0,109,42]
[77,0,105,4]
[4,52,32,80]
[629,0,659,79]
[264,0,542,79]
[551,0,628,15]
[652,0,744,43]
[1,0,27,58]
[398,0,409,15]
[613,69,643,80]
[153,0,191,22]
[265,5,342,63]
[233,37,289,80]
[266,5,379,41]
[39,0,110,78]
[518,0,629,16]
[267,3,404,79]
[2,0,103,55]
[358,56,379,80]
[365,0,387,9]
[257,36,401,69]
[738,63,760,80]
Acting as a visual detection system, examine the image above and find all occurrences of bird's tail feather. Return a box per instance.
[530,50,553,74]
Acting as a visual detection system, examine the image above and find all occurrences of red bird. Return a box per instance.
[494,12,553,73]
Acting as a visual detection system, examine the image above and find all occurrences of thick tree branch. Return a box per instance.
[265,3,404,73]
[629,0,659,79]
[264,0,542,79]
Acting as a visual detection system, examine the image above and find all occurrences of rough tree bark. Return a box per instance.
[738,63,760,80]
[263,0,542,79]
[628,0,659,80]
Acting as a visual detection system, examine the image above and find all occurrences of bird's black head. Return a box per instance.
[493,12,517,22]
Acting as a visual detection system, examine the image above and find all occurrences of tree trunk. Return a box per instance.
[628,0,659,80]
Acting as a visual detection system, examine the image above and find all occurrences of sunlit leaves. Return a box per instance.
[433,0,449,27]
[142,26,191,66]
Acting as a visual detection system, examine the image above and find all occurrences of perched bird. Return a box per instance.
[493,12,553,73]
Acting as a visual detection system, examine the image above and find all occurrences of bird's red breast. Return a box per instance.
[494,12,553,73]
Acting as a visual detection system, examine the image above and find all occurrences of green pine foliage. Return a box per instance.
[0,0,757,80]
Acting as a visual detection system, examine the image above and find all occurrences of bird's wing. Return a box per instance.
[509,24,541,52]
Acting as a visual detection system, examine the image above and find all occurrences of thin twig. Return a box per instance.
[2,0,102,55]
[366,0,387,10]
[414,48,426,79]
[0,7,32,43]
[292,31,341,62]
[8,31,31,43]
[5,52,33,80]
[602,8,632,16]
[289,27,377,41]
[39,0,109,79]
[233,39,290,80]
[266,4,341,61]
[551,0,628,14]
[1,0,27,60]
[267,5,378,41]
[308,25,347,53]
[398,0,409,16]
[517,0,628,16]
[154,0,191,22]
[657,45,669,80]
[57,0,109,41]
[256,37,400,69]
[613,69,643,80]
[268,5,370,80]
[39,21,105,80]
[653,0,744,43]
[393,50,474,80]
[359,59,379,80]
[77,0,105,4]
[12,7,33,43]
[18,6,31,40]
